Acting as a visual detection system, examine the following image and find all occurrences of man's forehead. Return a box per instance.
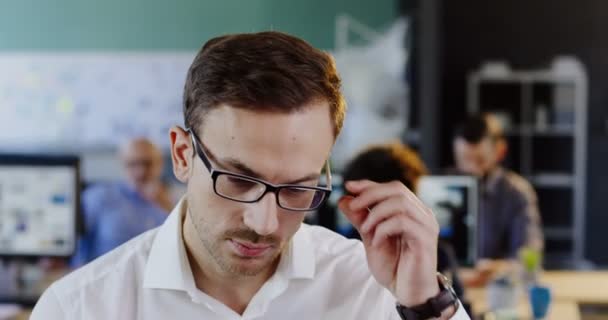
[198,104,331,142]
[198,101,331,126]
[195,105,333,181]
[121,138,160,155]
[456,136,494,148]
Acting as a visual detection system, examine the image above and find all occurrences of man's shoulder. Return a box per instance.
[501,169,537,201]
[50,227,159,301]
[298,225,393,306]
[304,224,362,250]
[301,224,367,266]
[82,182,124,203]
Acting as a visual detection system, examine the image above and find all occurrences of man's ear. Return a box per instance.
[169,126,193,183]
[496,138,508,163]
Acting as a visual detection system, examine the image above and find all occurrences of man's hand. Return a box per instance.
[338,180,443,308]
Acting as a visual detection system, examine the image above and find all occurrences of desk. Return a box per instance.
[465,271,608,320]
[467,287,581,320]
[540,271,608,304]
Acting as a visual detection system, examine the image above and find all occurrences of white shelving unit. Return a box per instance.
[467,58,588,266]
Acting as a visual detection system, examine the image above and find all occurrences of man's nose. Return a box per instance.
[243,192,279,236]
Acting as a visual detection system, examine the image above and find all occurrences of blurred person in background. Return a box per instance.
[452,113,543,285]
[71,137,171,266]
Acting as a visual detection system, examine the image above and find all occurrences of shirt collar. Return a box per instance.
[483,166,505,194]
[142,197,316,292]
[142,197,195,292]
[280,222,316,280]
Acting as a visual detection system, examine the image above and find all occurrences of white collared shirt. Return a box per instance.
[31,199,470,320]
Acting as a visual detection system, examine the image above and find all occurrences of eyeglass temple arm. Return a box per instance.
[324,160,332,189]
[185,127,213,171]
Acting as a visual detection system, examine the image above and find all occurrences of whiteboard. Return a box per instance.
[0,52,195,151]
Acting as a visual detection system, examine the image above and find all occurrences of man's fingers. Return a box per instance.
[371,216,407,247]
[344,179,377,195]
[338,196,368,229]
[371,215,434,248]
[360,197,420,234]
[347,181,409,212]
[341,180,440,248]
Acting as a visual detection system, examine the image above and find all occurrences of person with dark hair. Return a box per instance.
[339,142,466,301]
[453,113,543,282]
[342,143,427,191]
[32,32,469,320]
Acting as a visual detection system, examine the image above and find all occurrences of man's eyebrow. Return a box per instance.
[199,141,322,185]
[285,172,321,185]
[221,158,321,185]
[221,158,264,179]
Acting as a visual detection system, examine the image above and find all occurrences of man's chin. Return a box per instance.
[225,254,280,276]
[221,244,283,277]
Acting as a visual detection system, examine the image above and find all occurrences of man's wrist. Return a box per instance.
[395,273,460,319]
[437,302,458,320]
[396,299,459,320]
[396,282,441,307]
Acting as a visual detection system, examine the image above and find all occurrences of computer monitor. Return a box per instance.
[418,175,479,266]
[0,154,79,258]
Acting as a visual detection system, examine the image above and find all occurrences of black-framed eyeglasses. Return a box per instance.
[186,128,332,212]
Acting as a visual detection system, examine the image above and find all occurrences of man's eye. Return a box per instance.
[284,187,310,195]
[227,177,257,188]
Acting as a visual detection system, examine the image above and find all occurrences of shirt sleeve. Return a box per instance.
[509,187,544,257]
[70,186,103,267]
[30,286,67,320]
[449,302,472,319]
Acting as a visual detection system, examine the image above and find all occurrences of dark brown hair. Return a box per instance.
[183,31,346,137]
[454,113,504,144]
[342,142,428,192]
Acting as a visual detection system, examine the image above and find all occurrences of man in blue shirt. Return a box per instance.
[72,138,171,265]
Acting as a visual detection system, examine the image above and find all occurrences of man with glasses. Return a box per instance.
[32,32,469,320]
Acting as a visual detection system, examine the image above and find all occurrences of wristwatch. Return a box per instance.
[395,273,459,320]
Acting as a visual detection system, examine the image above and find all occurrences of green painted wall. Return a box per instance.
[0,0,397,50]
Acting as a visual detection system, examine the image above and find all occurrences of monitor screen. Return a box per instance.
[0,155,79,257]
[418,175,479,265]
